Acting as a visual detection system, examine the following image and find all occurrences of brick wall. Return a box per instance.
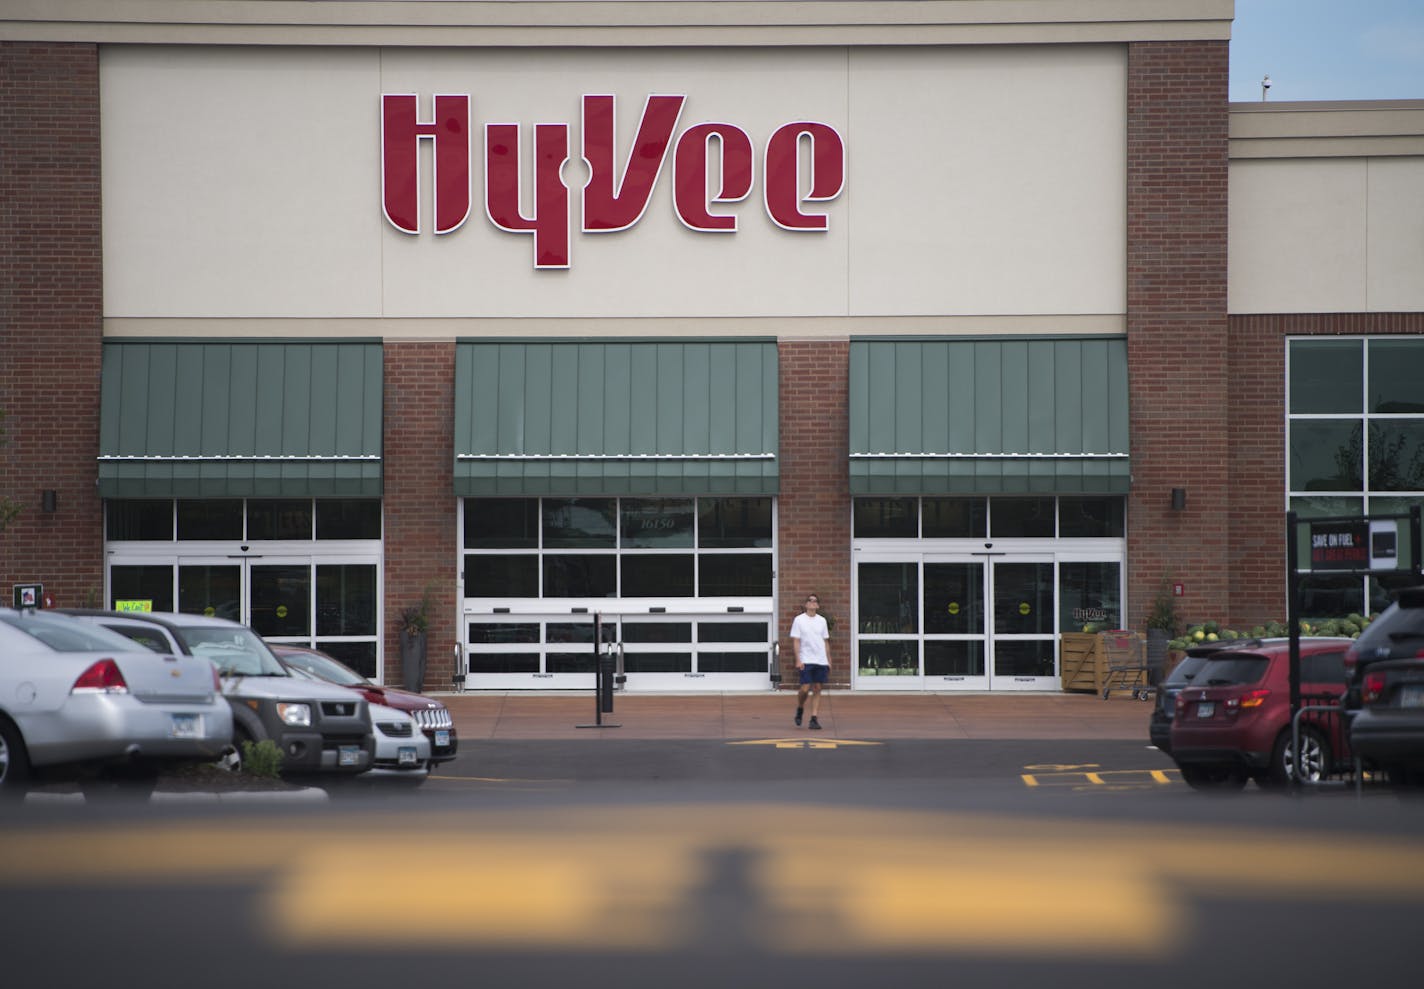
[1125,40,1230,631]
[0,43,105,606]
[1228,313,1424,625]
[382,341,458,689]
[776,340,851,685]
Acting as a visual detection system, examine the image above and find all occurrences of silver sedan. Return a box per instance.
[0,608,233,792]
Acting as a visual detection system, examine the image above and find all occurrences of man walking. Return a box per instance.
[791,593,830,729]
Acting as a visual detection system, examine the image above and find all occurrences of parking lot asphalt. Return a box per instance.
[434,689,1155,740]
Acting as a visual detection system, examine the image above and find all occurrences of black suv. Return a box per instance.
[61,610,375,775]
[1149,647,1216,755]
[1344,587,1424,783]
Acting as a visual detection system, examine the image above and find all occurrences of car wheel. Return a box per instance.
[0,718,32,796]
[1179,764,1249,791]
[1272,727,1331,784]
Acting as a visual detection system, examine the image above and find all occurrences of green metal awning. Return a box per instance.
[849,338,1130,495]
[99,342,383,498]
[455,341,778,496]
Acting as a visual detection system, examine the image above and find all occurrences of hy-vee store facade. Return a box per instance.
[3,1,1423,692]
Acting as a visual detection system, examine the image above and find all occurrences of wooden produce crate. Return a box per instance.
[1060,630,1146,694]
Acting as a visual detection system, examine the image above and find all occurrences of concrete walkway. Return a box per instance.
[436,691,1155,741]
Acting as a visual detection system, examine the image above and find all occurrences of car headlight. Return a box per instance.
[276,702,312,727]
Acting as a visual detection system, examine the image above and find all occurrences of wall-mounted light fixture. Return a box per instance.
[1170,488,1187,511]
[41,490,58,513]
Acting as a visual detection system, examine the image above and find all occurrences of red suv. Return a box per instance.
[1169,637,1352,790]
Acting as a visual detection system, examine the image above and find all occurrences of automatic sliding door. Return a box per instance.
[923,559,987,690]
[990,560,1057,690]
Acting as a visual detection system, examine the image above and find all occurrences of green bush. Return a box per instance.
[241,739,284,778]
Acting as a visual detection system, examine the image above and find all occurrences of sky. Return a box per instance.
[1230,0,1424,102]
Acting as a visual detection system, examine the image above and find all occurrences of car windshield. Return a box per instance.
[179,625,288,676]
[1198,655,1269,687]
[0,612,141,653]
[1355,600,1424,651]
[280,649,368,687]
[1165,655,1209,685]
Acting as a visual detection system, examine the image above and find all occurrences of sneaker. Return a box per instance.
[808,717,822,730]
[794,707,803,727]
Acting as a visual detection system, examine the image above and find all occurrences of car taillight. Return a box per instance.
[71,658,130,694]
[1238,689,1270,709]
[1175,695,1187,714]
[1363,672,1387,705]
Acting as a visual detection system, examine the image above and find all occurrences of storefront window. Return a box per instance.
[699,554,773,597]
[922,498,986,538]
[247,499,312,540]
[853,498,917,538]
[543,555,617,597]
[316,499,382,540]
[106,500,173,541]
[465,498,539,548]
[924,641,984,677]
[1289,420,1362,491]
[1290,339,1361,414]
[315,564,377,636]
[990,498,1055,538]
[464,555,539,597]
[1369,339,1424,413]
[177,499,243,540]
[923,562,984,634]
[698,497,772,548]
[1058,497,1125,538]
[622,555,694,597]
[1369,421,1424,491]
[543,498,617,548]
[621,498,694,548]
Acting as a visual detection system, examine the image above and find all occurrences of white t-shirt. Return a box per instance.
[790,612,830,665]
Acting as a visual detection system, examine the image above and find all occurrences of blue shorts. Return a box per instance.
[799,664,829,685]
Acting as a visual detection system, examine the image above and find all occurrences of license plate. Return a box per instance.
[1400,685,1424,708]
[169,713,200,739]
[398,746,418,766]
[338,745,362,767]
[1197,701,1216,718]
[434,730,450,747]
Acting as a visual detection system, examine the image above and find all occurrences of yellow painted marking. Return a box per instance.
[1022,768,1180,788]
[4,804,1422,958]
[728,737,883,750]
[1023,763,1101,771]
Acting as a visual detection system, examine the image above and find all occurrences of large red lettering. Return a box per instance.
[673,124,754,232]
[582,94,685,232]
[381,94,471,234]
[764,121,845,232]
[485,122,571,269]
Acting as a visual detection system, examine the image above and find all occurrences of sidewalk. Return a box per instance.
[435,691,1155,741]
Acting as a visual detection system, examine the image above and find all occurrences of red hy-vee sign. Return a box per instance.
[381,94,846,268]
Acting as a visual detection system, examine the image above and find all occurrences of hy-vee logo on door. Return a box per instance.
[381,94,846,268]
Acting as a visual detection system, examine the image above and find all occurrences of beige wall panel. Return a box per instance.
[846,45,1126,317]
[1228,159,1368,314]
[102,45,1127,320]
[1366,158,1424,312]
[102,46,386,318]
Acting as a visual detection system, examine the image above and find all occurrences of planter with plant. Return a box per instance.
[398,585,434,693]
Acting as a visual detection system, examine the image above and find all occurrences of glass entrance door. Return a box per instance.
[855,555,1064,691]
[989,558,1057,690]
